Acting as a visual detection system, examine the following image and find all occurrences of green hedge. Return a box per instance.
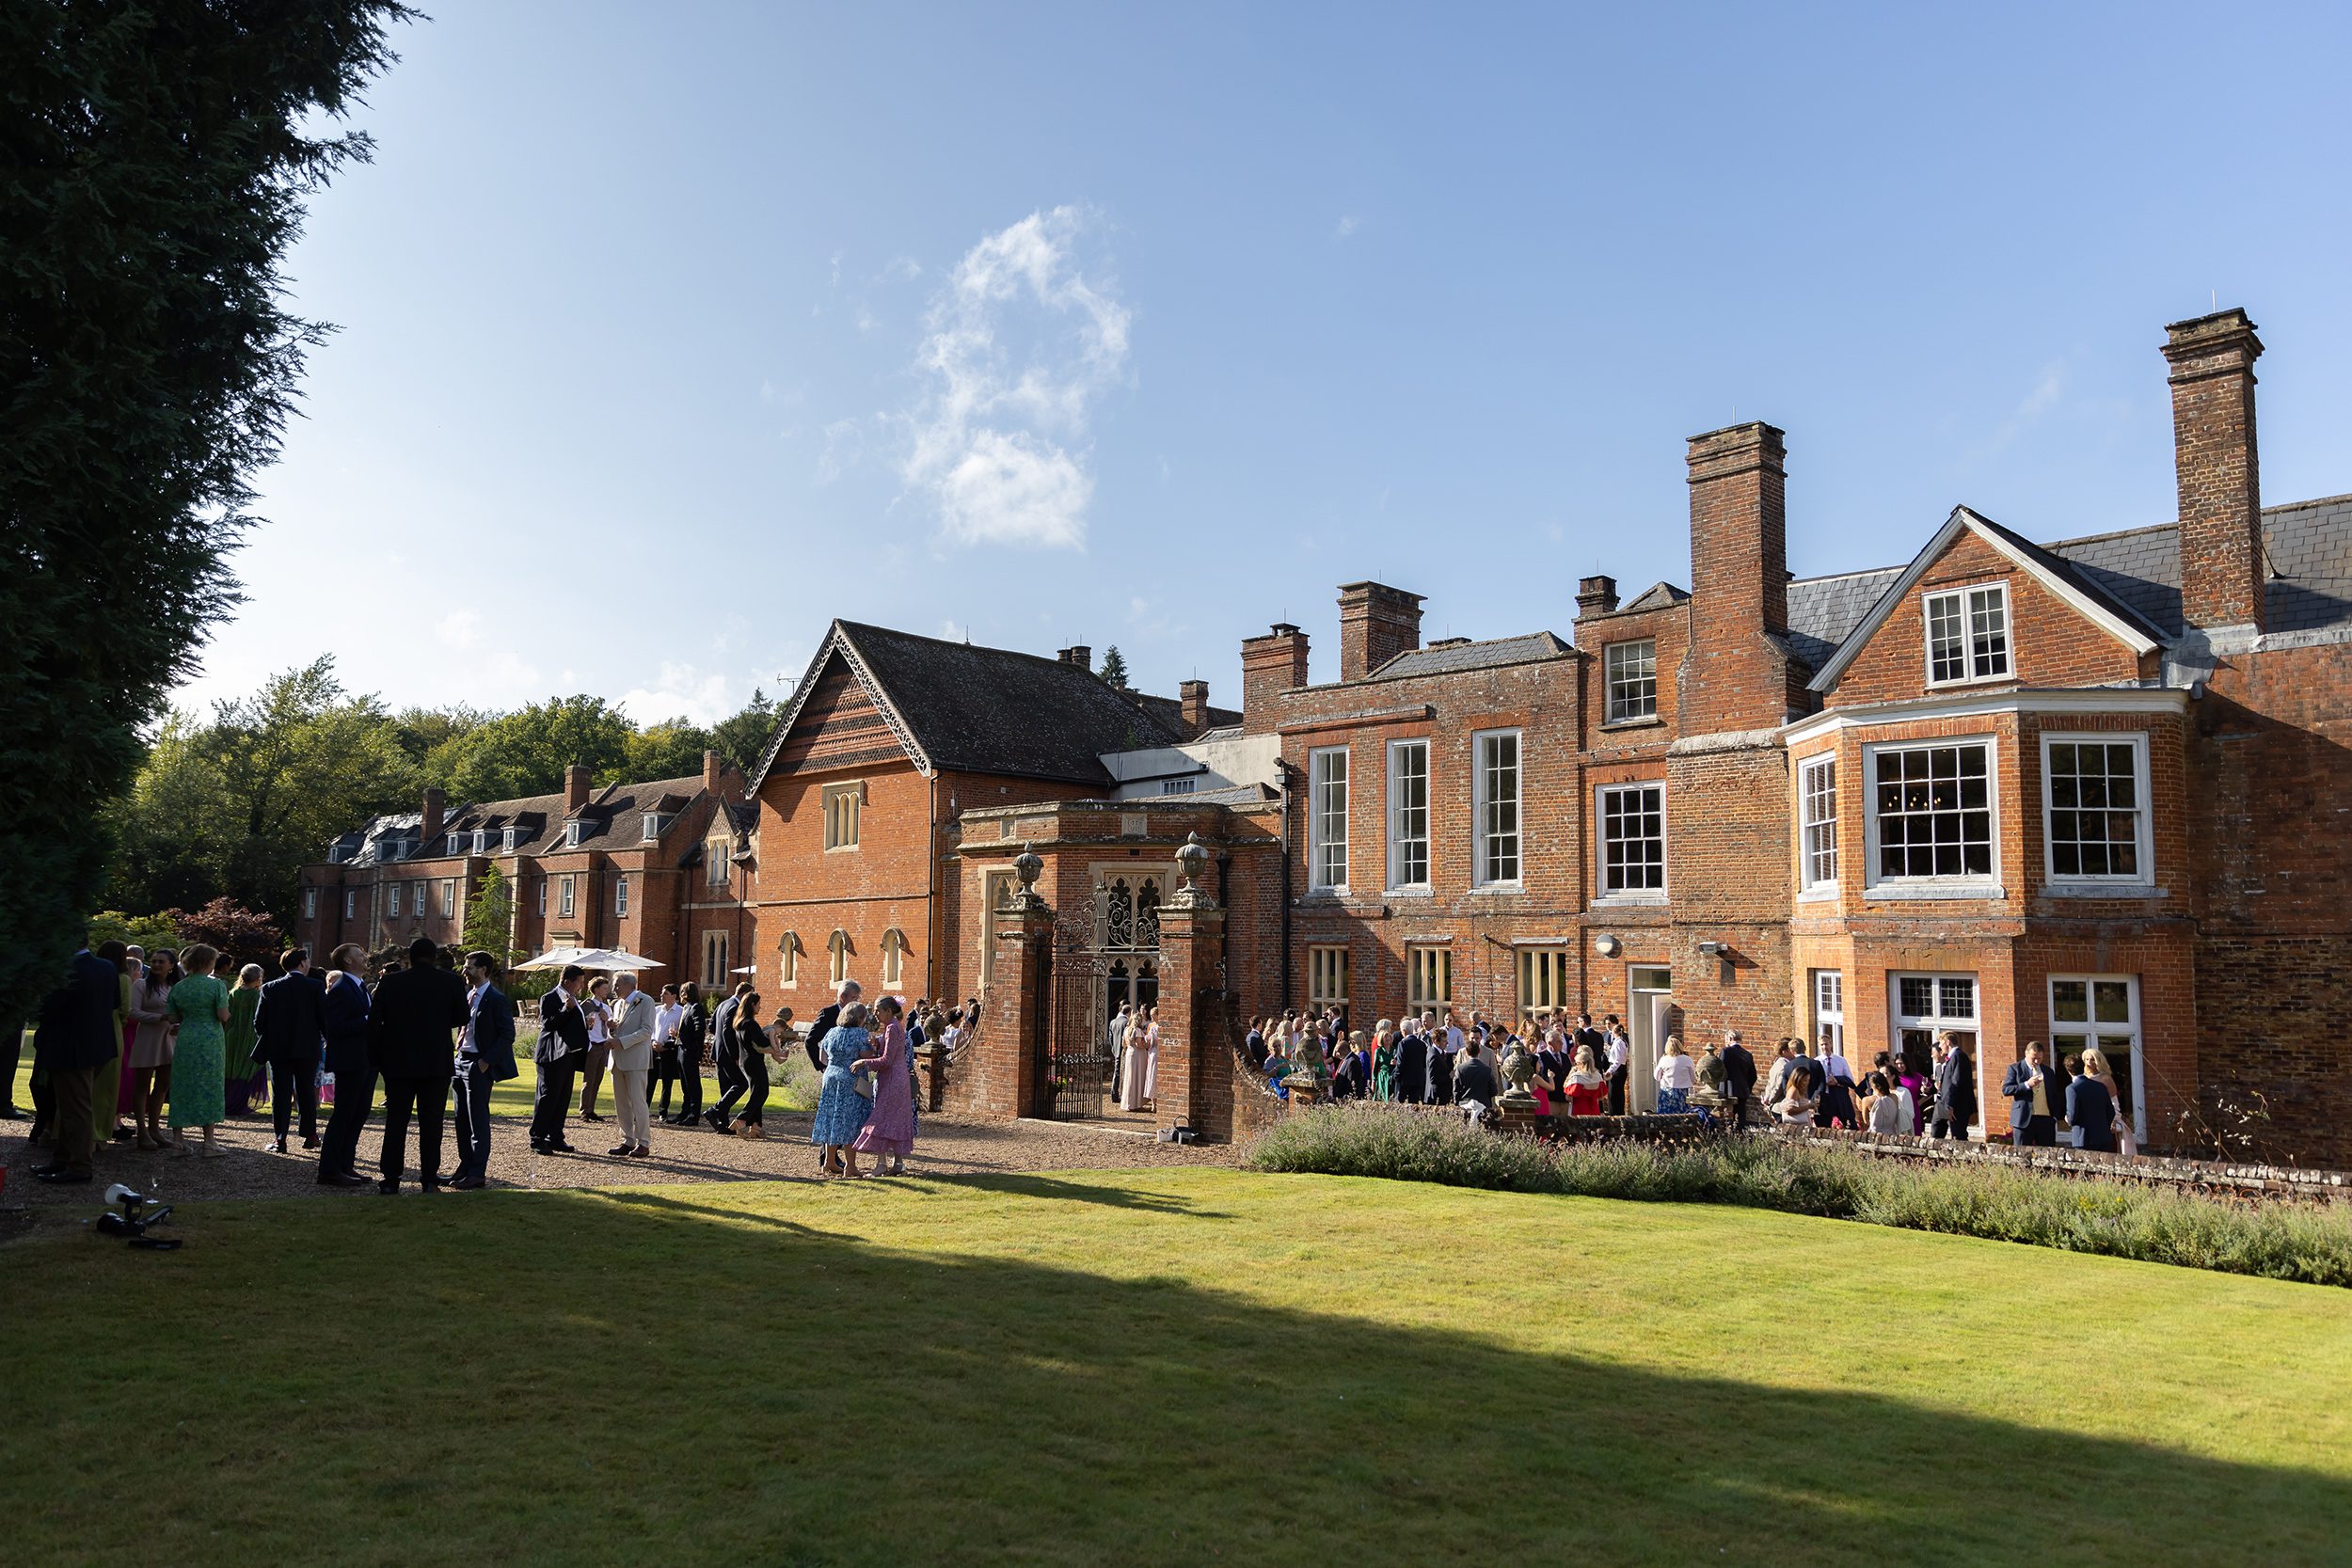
[1248,1103,2352,1288]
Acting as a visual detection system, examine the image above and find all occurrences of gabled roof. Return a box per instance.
[1367,630,1575,680]
[1807,506,2165,693]
[1619,581,1690,614]
[750,620,1211,790]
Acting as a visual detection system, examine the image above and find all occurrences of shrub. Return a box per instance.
[1249,1103,2352,1288]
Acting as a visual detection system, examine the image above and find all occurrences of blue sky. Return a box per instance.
[188,1,2352,723]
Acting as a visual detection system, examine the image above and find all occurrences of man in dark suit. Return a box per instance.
[368,937,470,1193]
[1398,1019,1429,1104]
[532,965,591,1153]
[317,942,375,1186]
[1934,1033,1978,1140]
[254,946,327,1153]
[802,978,859,1072]
[2002,1039,2063,1148]
[33,946,121,1184]
[1720,1030,1758,1128]
[450,949,518,1189]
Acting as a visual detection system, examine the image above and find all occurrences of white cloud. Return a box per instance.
[617,661,744,727]
[882,255,922,282]
[437,610,483,649]
[901,205,1131,550]
[1335,214,1360,239]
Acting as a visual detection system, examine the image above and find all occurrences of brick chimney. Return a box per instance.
[1335,581,1424,682]
[1576,575,1620,617]
[564,764,592,814]
[1057,644,1092,669]
[2163,308,2265,632]
[420,786,445,849]
[1682,421,1795,733]
[702,747,725,795]
[1240,623,1310,736]
[1178,679,1211,733]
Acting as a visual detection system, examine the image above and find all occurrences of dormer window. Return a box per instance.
[1925,584,2010,686]
[502,827,520,852]
[643,813,665,842]
[447,833,463,856]
[472,829,489,854]
[565,820,583,847]
[707,839,730,886]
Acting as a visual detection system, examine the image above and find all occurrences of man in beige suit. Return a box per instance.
[606,973,658,1158]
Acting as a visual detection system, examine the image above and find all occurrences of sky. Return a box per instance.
[184,1,2352,725]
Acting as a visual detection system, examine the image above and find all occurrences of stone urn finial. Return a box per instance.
[1170,831,1216,911]
[1013,845,1042,893]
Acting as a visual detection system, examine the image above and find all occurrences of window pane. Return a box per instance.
[2093,980,2131,1023]
[1606,640,1658,722]
[1899,976,1934,1016]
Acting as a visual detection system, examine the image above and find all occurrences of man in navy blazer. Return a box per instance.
[254,946,328,1153]
[2002,1040,2064,1148]
[33,947,121,1183]
[450,949,518,1189]
[317,942,376,1187]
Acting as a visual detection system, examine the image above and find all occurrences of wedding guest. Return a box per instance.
[255,947,326,1153]
[1119,1003,1155,1113]
[31,943,123,1185]
[223,961,265,1117]
[670,981,707,1126]
[1652,1034,1695,1114]
[1372,1021,1400,1101]
[850,995,916,1176]
[2082,1046,2136,1158]
[811,1000,873,1174]
[729,992,772,1139]
[706,980,752,1132]
[578,974,613,1122]
[368,937,469,1194]
[449,951,516,1189]
[532,965,591,1155]
[605,972,657,1158]
[165,943,231,1157]
[318,942,375,1185]
[649,983,685,1122]
[127,949,179,1150]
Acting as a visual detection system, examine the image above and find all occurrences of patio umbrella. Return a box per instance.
[515,946,596,970]
[568,947,664,971]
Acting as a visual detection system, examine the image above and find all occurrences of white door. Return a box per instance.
[1626,967,1672,1113]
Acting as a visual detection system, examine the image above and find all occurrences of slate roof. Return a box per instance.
[753,620,1234,789]
[1369,630,1575,680]
[326,772,723,866]
[1784,492,2352,677]
[1619,581,1691,613]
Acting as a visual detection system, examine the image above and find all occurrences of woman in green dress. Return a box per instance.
[221,959,265,1116]
[166,942,232,1156]
[1372,1020,1401,1101]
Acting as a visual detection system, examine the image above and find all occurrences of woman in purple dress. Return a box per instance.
[850,996,916,1177]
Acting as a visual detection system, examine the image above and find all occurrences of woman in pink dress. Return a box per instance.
[850,996,916,1176]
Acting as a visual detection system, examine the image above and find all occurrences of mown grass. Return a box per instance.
[1249,1102,2352,1286]
[5,1168,2352,1565]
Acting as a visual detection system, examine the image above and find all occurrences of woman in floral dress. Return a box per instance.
[166,943,231,1157]
[810,1003,873,1177]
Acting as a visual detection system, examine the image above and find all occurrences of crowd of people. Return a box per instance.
[1236,1005,2139,1155]
[19,936,974,1190]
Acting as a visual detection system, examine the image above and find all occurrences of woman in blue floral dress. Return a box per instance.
[810,1003,874,1177]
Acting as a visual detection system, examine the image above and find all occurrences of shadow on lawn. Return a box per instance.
[4,1184,2345,1568]
[932,1171,1233,1216]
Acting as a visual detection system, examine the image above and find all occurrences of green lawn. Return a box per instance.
[4,1169,2348,1565]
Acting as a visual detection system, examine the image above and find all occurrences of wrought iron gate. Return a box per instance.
[1038,899,1161,1121]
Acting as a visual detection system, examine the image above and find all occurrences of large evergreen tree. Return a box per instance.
[1,1,410,1006]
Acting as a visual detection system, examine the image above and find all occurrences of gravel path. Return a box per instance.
[1,1101,1235,1213]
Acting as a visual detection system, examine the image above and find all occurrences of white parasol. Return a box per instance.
[515,946,664,972]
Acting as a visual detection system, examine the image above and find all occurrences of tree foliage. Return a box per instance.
[1098,646,1131,689]
[164,896,283,968]
[625,720,717,784]
[0,0,410,1008]
[430,695,636,802]
[461,864,516,960]
[710,689,778,776]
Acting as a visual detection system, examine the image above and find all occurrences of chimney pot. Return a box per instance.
[564,764,593,814]
[2163,308,2265,631]
[1576,575,1620,616]
[702,748,724,795]
[420,786,446,849]
[1058,643,1092,669]
[1336,580,1425,682]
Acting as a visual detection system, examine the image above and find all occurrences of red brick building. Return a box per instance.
[294,749,757,990]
